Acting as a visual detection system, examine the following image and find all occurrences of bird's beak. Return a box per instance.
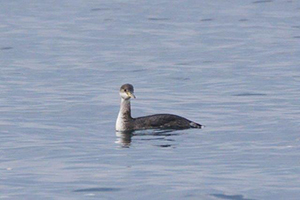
[127,92,136,99]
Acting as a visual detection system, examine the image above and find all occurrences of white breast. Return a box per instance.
[116,112,125,131]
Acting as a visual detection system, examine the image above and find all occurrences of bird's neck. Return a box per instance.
[119,98,132,118]
[116,98,133,131]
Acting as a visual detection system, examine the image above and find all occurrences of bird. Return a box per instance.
[116,84,203,131]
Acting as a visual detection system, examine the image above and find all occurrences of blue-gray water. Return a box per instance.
[1,0,300,199]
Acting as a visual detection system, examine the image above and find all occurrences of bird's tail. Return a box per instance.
[190,122,204,129]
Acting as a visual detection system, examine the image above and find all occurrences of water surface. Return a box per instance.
[1,0,300,199]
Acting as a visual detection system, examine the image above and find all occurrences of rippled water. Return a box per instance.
[1,0,300,199]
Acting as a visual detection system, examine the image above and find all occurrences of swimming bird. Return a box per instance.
[116,84,203,131]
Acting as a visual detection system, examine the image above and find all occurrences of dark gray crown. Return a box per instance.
[120,84,134,93]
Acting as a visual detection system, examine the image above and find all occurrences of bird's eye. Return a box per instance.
[124,89,127,92]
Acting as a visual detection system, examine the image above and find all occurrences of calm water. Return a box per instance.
[1,0,300,199]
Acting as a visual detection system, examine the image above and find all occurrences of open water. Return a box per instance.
[0,0,300,199]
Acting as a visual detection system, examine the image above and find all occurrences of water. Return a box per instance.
[1,0,300,199]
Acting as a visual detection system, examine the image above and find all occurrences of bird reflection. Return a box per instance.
[115,131,134,148]
[115,129,182,148]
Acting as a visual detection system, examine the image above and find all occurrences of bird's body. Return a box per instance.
[134,114,202,130]
[116,84,203,131]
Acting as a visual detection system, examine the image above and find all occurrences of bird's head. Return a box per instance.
[119,84,136,100]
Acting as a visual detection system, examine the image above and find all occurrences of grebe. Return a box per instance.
[116,84,203,131]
